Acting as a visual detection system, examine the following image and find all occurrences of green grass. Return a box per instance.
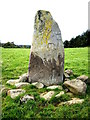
[65,48,88,76]
[1,47,89,119]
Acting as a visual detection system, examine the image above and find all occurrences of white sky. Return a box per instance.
[0,0,88,45]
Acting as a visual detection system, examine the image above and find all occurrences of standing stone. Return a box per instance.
[28,10,64,86]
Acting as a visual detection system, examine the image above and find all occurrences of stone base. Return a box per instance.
[28,52,64,86]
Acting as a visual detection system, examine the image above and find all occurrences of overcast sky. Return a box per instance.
[0,0,88,45]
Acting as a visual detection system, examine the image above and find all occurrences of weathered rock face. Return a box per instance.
[28,10,64,86]
[65,69,73,76]
[55,91,64,98]
[59,98,84,106]
[47,85,63,90]
[77,75,89,84]
[32,82,44,89]
[40,91,55,101]
[19,73,28,82]
[20,95,34,103]
[15,82,29,88]
[6,79,20,85]
[63,79,87,95]
[7,89,25,99]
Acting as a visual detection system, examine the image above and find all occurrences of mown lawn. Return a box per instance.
[1,47,89,119]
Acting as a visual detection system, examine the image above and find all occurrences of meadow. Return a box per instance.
[1,47,89,119]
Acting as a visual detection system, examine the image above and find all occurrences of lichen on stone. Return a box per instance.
[28,10,64,86]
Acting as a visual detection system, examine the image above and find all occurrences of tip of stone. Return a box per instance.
[37,10,50,14]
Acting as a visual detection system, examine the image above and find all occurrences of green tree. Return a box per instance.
[64,30,88,48]
[64,40,69,48]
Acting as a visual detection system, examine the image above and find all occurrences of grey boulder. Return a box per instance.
[63,79,87,95]
[55,91,64,98]
[77,75,89,84]
[20,94,34,103]
[47,85,63,90]
[7,89,25,99]
[19,73,28,82]
[40,91,55,101]
[15,82,30,88]
[6,79,20,85]
[59,98,84,106]
[32,82,44,89]
[65,69,73,76]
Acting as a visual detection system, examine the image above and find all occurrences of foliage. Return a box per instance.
[64,30,88,48]
[2,47,89,119]
[1,42,31,48]
[1,42,18,48]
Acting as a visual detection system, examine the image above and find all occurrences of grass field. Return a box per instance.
[1,47,89,119]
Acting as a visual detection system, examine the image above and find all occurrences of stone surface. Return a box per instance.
[65,88,69,92]
[55,91,64,98]
[64,73,70,78]
[28,10,64,86]
[77,75,89,84]
[20,94,34,103]
[6,79,20,85]
[0,85,8,96]
[59,98,84,106]
[65,69,73,76]
[32,82,44,89]
[7,89,25,99]
[63,79,87,95]
[47,85,63,90]
[19,73,28,82]
[40,91,55,100]
[64,78,70,81]
[15,82,30,88]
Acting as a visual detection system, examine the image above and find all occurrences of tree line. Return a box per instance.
[0,42,31,48]
[64,30,88,48]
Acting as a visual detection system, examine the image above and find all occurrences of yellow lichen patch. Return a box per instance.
[34,10,53,46]
[43,20,52,44]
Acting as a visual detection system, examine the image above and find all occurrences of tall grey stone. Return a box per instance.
[28,10,64,86]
